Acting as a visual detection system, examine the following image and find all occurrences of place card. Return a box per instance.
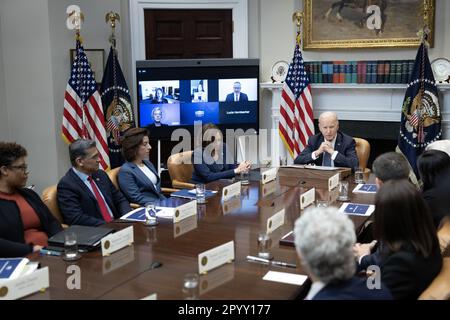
[198,241,234,274]
[267,209,285,234]
[328,173,339,191]
[300,188,315,209]
[261,167,277,184]
[0,267,49,300]
[262,271,307,286]
[222,182,241,201]
[101,226,134,257]
[173,200,197,223]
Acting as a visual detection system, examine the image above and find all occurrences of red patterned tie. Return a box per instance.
[88,176,112,222]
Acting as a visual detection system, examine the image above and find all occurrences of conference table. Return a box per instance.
[25,169,375,300]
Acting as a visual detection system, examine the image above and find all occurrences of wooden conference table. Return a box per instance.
[26,169,375,300]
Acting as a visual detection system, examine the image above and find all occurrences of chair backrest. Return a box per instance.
[41,185,65,225]
[354,137,371,170]
[106,167,121,190]
[418,257,450,300]
[167,151,195,189]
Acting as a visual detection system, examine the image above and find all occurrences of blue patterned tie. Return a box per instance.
[322,152,332,167]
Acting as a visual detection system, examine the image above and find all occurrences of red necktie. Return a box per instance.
[88,176,112,222]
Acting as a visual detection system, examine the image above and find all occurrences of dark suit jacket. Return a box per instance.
[0,188,62,257]
[313,276,392,300]
[360,243,442,300]
[225,92,248,102]
[294,131,359,168]
[57,169,131,226]
[118,160,166,206]
[191,145,237,184]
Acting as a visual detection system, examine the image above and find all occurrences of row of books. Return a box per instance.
[304,60,415,84]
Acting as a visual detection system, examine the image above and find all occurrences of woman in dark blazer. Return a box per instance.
[191,123,251,184]
[118,128,165,206]
[354,179,442,300]
[0,142,62,257]
[417,149,450,228]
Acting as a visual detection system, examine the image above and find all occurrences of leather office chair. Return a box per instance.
[354,137,371,172]
[418,258,450,300]
[167,151,195,189]
[41,185,68,228]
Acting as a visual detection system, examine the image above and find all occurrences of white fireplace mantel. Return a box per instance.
[261,82,450,166]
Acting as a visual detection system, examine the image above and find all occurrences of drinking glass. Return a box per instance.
[196,183,206,204]
[338,181,350,201]
[63,231,80,261]
[257,232,273,260]
[182,273,199,300]
[354,167,365,184]
[240,171,250,185]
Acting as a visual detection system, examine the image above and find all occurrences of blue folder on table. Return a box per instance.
[344,204,370,215]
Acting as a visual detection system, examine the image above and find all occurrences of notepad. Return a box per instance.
[339,203,375,216]
[263,271,307,286]
[353,183,378,194]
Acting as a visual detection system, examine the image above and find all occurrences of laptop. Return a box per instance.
[48,225,114,251]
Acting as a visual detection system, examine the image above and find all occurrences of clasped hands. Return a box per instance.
[235,160,252,174]
[315,141,334,157]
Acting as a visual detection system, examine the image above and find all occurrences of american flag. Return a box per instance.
[279,41,314,159]
[62,40,110,170]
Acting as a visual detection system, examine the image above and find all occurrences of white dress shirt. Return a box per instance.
[304,281,326,300]
[311,135,338,166]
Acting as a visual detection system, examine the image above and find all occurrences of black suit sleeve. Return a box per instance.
[334,137,359,169]
[294,136,316,164]
[57,179,105,226]
[0,239,32,257]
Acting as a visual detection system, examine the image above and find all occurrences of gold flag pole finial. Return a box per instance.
[292,11,304,46]
[106,11,120,49]
[66,5,84,43]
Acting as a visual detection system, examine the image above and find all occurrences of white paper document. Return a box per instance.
[263,271,307,286]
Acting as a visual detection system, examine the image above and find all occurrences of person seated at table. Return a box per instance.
[191,123,251,184]
[426,139,450,157]
[353,179,442,300]
[372,152,410,188]
[118,128,165,206]
[294,112,358,169]
[57,139,131,226]
[0,142,62,257]
[294,206,392,300]
[417,149,450,228]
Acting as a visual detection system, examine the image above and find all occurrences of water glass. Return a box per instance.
[63,231,80,261]
[316,200,329,208]
[240,171,250,185]
[144,203,158,226]
[354,167,365,184]
[196,184,206,204]
[257,232,273,260]
[338,181,350,201]
[182,273,199,300]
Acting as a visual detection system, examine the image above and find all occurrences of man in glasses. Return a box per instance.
[57,139,131,226]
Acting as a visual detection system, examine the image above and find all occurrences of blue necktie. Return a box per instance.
[322,152,332,167]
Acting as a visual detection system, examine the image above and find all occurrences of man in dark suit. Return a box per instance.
[225,82,248,102]
[57,139,131,226]
[294,111,358,168]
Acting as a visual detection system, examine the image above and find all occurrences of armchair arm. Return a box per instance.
[161,187,180,195]
[172,180,195,189]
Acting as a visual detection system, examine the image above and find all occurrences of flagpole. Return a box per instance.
[292,11,304,47]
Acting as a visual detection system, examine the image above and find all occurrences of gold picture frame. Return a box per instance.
[303,0,435,50]
[70,48,105,84]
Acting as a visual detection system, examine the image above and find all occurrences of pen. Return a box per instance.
[246,255,297,268]
[246,255,270,263]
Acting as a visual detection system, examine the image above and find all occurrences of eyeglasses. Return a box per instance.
[8,164,28,172]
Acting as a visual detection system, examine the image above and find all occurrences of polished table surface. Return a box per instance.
[26,171,375,300]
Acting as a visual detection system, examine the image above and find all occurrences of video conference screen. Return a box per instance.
[136,59,259,138]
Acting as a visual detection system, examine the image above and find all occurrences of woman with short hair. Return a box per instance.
[118,128,165,206]
[0,142,62,257]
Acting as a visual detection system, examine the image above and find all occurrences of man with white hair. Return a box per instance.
[294,112,358,168]
[294,206,392,300]
[426,139,450,157]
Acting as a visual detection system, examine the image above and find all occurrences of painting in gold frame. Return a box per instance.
[303,0,435,50]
